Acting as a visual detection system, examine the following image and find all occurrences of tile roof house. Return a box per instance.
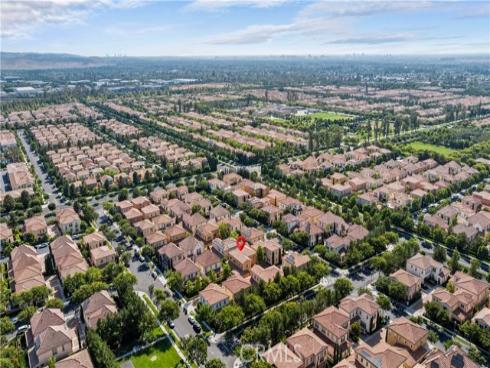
[451,271,489,309]
[262,342,304,368]
[9,244,46,293]
[313,306,351,359]
[182,212,207,234]
[209,205,231,221]
[24,216,48,240]
[352,341,412,368]
[50,235,89,280]
[283,251,311,270]
[90,245,116,268]
[386,317,428,361]
[82,232,107,249]
[286,328,328,368]
[56,207,81,234]
[27,308,78,368]
[158,242,185,269]
[228,247,255,275]
[472,307,490,330]
[0,222,14,244]
[81,290,117,329]
[420,345,479,368]
[196,222,219,243]
[164,224,188,243]
[253,238,282,265]
[251,264,283,284]
[405,253,449,285]
[222,273,251,297]
[339,294,381,334]
[390,269,422,301]
[198,283,231,311]
[179,235,204,259]
[55,349,94,368]
[195,250,221,275]
[174,258,200,281]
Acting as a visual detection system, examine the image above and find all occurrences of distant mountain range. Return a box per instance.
[1,52,113,70]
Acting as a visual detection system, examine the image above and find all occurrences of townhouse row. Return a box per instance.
[31,123,100,147]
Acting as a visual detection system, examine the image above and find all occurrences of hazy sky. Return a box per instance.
[1,0,489,56]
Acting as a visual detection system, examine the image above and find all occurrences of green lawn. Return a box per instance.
[308,111,353,121]
[403,141,459,158]
[126,339,181,368]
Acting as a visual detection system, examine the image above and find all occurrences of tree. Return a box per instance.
[433,244,447,263]
[256,246,265,265]
[216,304,244,331]
[45,298,64,309]
[118,189,128,201]
[350,321,361,342]
[263,282,282,304]
[20,190,30,209]
[18,305,36,322]
[205,359,226,368]
[0,316,15,335]
[334,278,353,299]
[468,347,485,365]
[47,357,56,368]
[48,203,56,211]
[250,361,272,368]
[242,294,266,316]
[167,271,184,292]
[469,259,480,277]
[114,271,137,299]
[449,249,460,274]
[159,299,179,321]
[182,336,208,366]
[218,223,231,239]
[3,195,15,212]
[87,330,119,368]
[424,301,450,325]
[376,294,391,311]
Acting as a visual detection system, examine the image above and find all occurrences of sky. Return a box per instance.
[1,0,489,56]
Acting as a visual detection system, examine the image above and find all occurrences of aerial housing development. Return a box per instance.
[1,2,489,367]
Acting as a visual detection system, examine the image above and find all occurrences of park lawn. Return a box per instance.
[403,141,459,159]
[309,111,353,121]
[126,339,181,368]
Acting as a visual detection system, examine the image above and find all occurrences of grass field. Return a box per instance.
[404,141,459,158]
[308,111,353,121]
[126,339,181,368]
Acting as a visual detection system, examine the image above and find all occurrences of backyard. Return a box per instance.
[123,339,181,368]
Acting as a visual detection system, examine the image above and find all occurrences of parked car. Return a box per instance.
[17,325,29,334]
[167,320,175,329]
[193,324,201,333]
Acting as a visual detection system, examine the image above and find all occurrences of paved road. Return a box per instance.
[18,130,60,207]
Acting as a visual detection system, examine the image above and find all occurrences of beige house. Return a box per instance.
[27,309,78,368]
[386,317,428,358]
[0,223,14,244]
[50,235,88,280]
[262,342,304,368]
[158,243,185,269]
[10,244,46,293]
[390,269,422,301]
[174,258,200,281]
[195,250,221,275]
[90,246,116,268]
[286,328,328,368]
[24,216,48,240]
[222,273,251,298]
[55,349,94,368]
[251,264,282,284]
[313,306,351,359]
[406,254,449,285]
[82,232,107,249]
[339,294,381,334]
[56,207,81,234]
[81,290,118,329]
[198,283,231,311]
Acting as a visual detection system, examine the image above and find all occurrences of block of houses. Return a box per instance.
[9,244,46,293]
[24,216,48,240]
[262,342,304,368]
[390,269,422,301]
[339,294,381,334]
[198,283,231,311]
[81,290,117,329]
[405,253,450,285]
[158,243,185,269]
[90,245,116,268]
[286,328,328,368]
[222,273,251,298]
[82,231,107,249]
[27,309,78,368]
[251,264,283,284]
[174,258,200,281]
[56,207,81,234]
[312,306,351,359]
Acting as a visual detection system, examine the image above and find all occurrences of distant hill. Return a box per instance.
[1,52,113,70]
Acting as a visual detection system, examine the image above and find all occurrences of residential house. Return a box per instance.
[251,264,283,284]
[82,232,106,249]
[420,345,479,368]
[313,306,351,359]
[195,250,221,275]
[174,258,200,281]
[56,207,81,234]
[339,294,380,334]
[81,290,117,329]
[164,225,188,243]
[158,243,184,269]
[262,342,304,368]
[472,307,490,330]
[90,246,116,268]
[9,244,46,293]
[210,205,231,221]
[286,328,328,368]
[283,251,311,271]
[451,271,489,309]
[179,235,204,259]
[386,317,428,360]
[50,235,88,280]
[222,273,251,298]
[253,238,282,265]
[390,269,422,301]
[55,349,94,368]
[27,309,78,368]
[0,223,14,244]
[196,222,219,243]
[406,254,449,285]
[145,231,166,248]
[24,216,48,240]
[198,283,231,311]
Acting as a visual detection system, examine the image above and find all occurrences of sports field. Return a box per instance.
[403,141,459,158]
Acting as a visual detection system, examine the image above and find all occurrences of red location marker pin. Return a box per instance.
[236,235,246,251]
